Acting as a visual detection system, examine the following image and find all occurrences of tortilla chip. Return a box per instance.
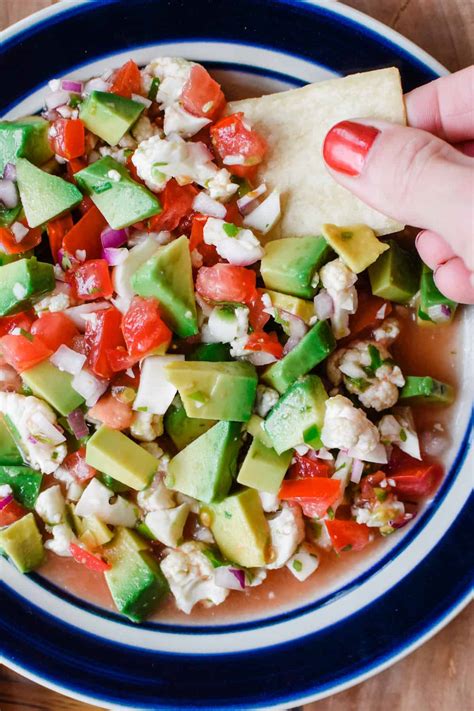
[228,68,406,238]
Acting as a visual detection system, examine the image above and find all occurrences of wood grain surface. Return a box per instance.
[0,1,472,709]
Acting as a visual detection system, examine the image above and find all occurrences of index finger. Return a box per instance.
[405,66,474,144]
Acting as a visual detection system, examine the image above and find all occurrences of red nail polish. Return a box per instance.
[323,120,380,176]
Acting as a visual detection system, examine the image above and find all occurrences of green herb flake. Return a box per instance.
[367,344,383,373]
[374,487,388,502]
[19,328,33,342]
[202,548,225,568]
[223,222,240,238]
[303,424,319,444]
[399,428,407,442]
[148,77,160,101]
[292,559,303,572]
[137,406,148,412]
[224,511,232,520]
[327,506,335,520]
[341,544,353,552]
[346,376,371,392]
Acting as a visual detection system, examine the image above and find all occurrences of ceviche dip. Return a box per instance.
[0,58,458,622]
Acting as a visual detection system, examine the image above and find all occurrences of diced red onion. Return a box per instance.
[56,105,74,119]
[214,566,246,590]
[11,221,28,243]
[190,142,214,163]
[295,444,310,456]
[281,310,307,355]
[0,494,14,511]
[45,90,70,110]
[243,190,281,234]
[102,247,129,266]
[61,79,83,94]
[245,351,277,366]
[230,568,246,589]
[72,369,108,407]
[67,408,89,439]
[3,163,16,181]
[427,303,452,323]
[64,302,110,331]
[192,192,226,219]
[0,179,19,209]
[131,93,152,108]
[237,183,267,215]
[350,458,364,484]
[84,77,110,95]
[50,344,86,375]
[315,447,334,461]
[391,511,416,530]
[314,290,334,320]
[347,443,387,464]
[375,303,388,320]
[30,412,66,445]
[100,226,128,249]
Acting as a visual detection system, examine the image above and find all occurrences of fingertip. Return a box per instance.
[415,230,455,270]
[433,257,474,305]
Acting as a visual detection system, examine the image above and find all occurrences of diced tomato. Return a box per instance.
[121,296,172,359]
[279,477,341,518]
[148,179,198,232]
[0,332,52,372]
[244,330,283,359]
[49,118,85,160]
[325,519,371,553]
[181,64,226,120]
[0,224,42,255]
[0,498,27,527]
[61,447,96,483]
[30,312,79,352]
[225,200,243,227]
[79,195,94,214]
[288,452,333,479]
[68,157,88,176]
[47,213,74,262]
[0,311,34,337]
[110,59,142,98]
[359,470,389,504]
[69,259,113,302]
[126,154,145,185]
[211,112,267,178]
[106,347,139,373]
[348,291,392,339]
[196,263,257,305]
[84,306,124,379]
[69,542,111,572]
[385,447,421,474]
[88,391,134,430]
[189,214,220,266]
[390,463,443,499]
[247,290,271,330]
[62,206,107,261]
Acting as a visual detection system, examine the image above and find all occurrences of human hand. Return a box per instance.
[322,66,474,304]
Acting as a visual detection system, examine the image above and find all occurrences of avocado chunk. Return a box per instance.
[104,528,168,622]
[261,235,333,298]
[321,224,389,274]
[0,116,53,173]
[86,426,157,491]
[418,264,457,324]
[166,421,242,503]
[0,512,44,573]
[79,91,144,146]
[246,414,274,448]
[264,289,315,323]
[265,375,328,454]
[205,488,269,568]
[75,156,161,230]
[262,319,336,394]
[22,359,84,416]
[16,158,82,228]
[0,465,42,508]
[0,204,22,229]
[78,515,113,549]
[132,235,198,338]
[0,414,22,465]
[164,395,215,450]
[237,436,292,494]
[97,473,131,494]
[399,375,454,405]
[368,240,421,304]
[164,360,258,422]
[0,257,55,316]
[189,342,232,362]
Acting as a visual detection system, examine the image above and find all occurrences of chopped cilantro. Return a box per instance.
[399,428,407,442]
[148,77,160,101]
[224,511,232,519]
[223,222,239,237]
[202,548,226,568]
[310,520,322,538]
[303,424,319,444]
[367,343,383,373]
[292,559,303,572]
[375,488,388,502]
[137,406,148,412]
[346,376,371,392]
[327,506,335,520]
[69,95,81,108]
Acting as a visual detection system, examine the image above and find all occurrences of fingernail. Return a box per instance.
[323,120,380,176]
[415,230,426,248]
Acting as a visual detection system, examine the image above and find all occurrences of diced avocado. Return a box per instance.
[237,436,292,494]
[98,473,131,494]
[368,240,421,304]
[204,488,269,568]
[164,395,215,450]
[262,320,335,394]
[79,515,113,549]
[164,360,258,422]
[0,204,22,229]
[166,421,242,503]
[246,414,274,449]
[0,116,53,173]
[261,235,333,298]
[132,235,198,338]
[264,289,315,323]
[22,359,84,416]
[418,264,457,324]
[321,224,389,274]
[189,342,232,362]
[75,156,161,230]
[79,91,144,146]
[265,375,328,454]
[0,414,22,465]
[399,375,454,405]
[0,513,44,573]
[86,426,157,491]
[104,527,168,622]
[0,257,55,316]
[16,158,82,228]
[0,465,42,508]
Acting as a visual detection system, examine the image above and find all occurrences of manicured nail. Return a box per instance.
[323,120,380,176]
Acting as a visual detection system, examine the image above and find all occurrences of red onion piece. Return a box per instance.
[237,183,267,215]
[243,190,281,234]
[102,247,129,266]
[67,408,89,439]
[214,566,246,590]
[3,163,17,181]
[350,458,364,484]
[45,90,70,110]
[375,303,388,320]
[192,192,226,218]
[100,226,128,249]
[61,79,83,94]
[281,309,307,355]
[427,303,452,323]
[347,443,387,464]
[245,351,277,366]
[0,180,19,209]
[11,221,28,243]
[230,568,246,589]
[0,494,14,511]
[50,344,86,375]
[314,290,334,320]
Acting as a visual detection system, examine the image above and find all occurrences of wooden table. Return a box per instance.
[0,1,472,709]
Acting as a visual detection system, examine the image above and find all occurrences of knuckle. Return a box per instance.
[389,132,448,210]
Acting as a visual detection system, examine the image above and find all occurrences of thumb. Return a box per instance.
[322,120,474,269]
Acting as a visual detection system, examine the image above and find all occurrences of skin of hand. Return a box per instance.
[322,66,474,304]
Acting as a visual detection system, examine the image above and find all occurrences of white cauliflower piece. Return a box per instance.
[0,393,66,474]
[98,146,129,165]
[321,395,381,457]
[45,522,77,557]
[319,258,358,339]
[160,541,229,614]
[75,478,137,527]
[130,411,164,441]
[137,475,175,512]
[131,115,160,142]
[254,384,279,418]
[286,543,320,581]
[373,317,401,344]
[379,407,421,459]
[145,56,194,109]
[145,503,190,547]
[206,168,239,202]
[34,484,66,525]
[201,306,249,344]
[267,504,305,569]
[203,217,263,266]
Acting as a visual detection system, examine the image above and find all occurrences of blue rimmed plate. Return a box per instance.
[1,1,473,708]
